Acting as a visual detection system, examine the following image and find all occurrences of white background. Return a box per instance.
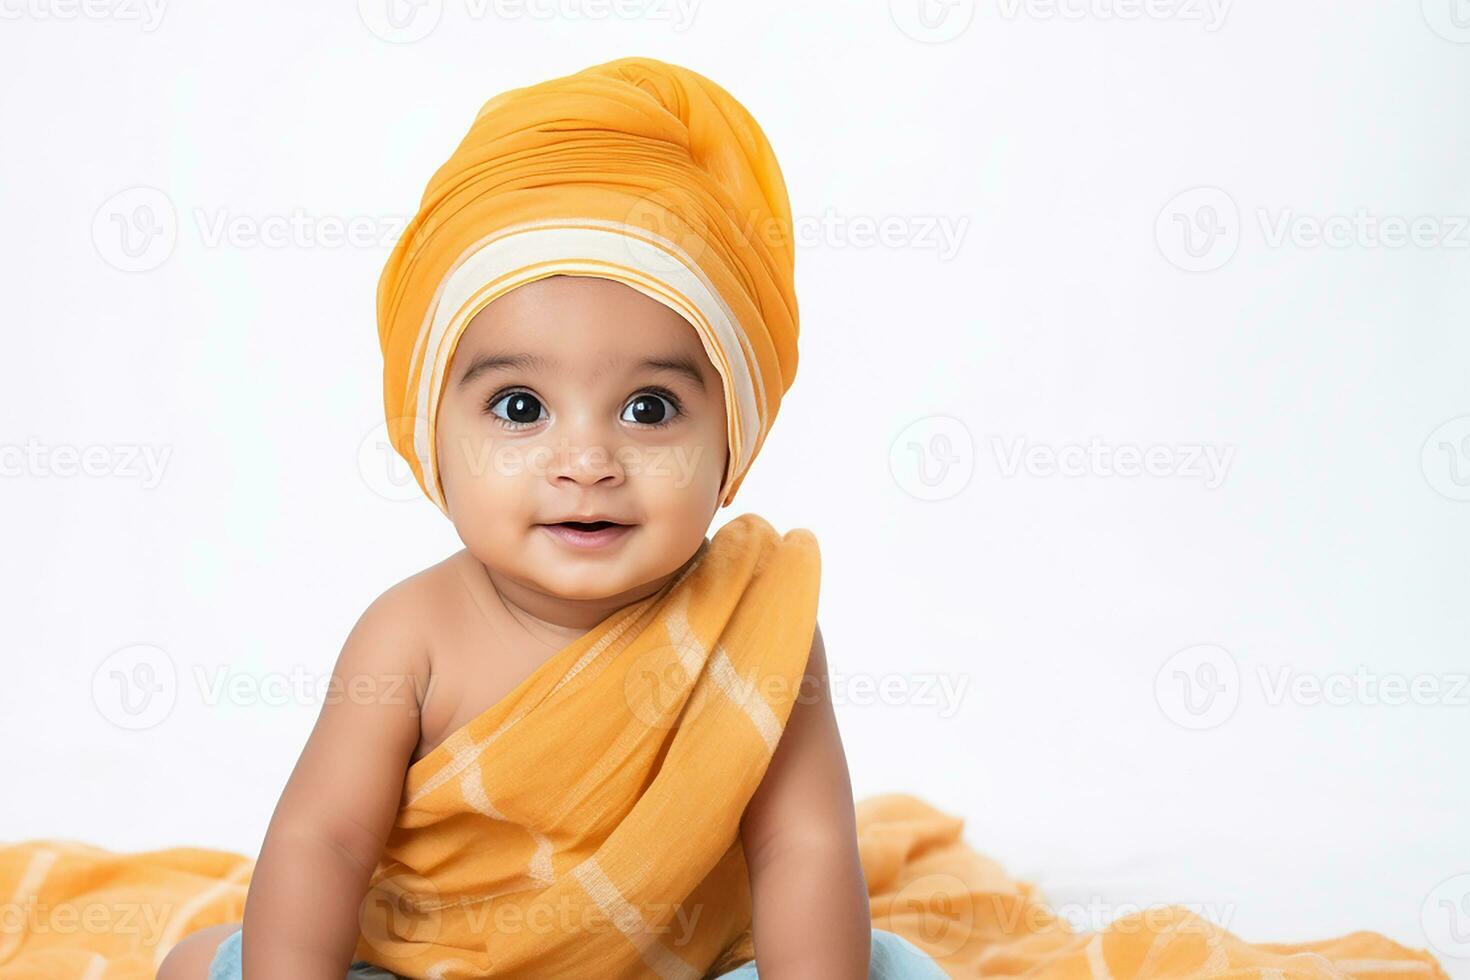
[2,1,1467,975]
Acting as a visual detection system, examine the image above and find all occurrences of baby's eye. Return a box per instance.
[622,391,681,428]
[486,390,547,428]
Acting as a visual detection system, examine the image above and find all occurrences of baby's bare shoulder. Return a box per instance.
[340,554,467,702]
[368,553,463,623]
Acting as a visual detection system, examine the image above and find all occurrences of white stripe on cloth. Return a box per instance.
[0,848,60,963]
[152,859,252,970]
[570,855,704,980]
[663,590,783,753]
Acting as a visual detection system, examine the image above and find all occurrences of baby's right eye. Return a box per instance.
[485,390,547,428]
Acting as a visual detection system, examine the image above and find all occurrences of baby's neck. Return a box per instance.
[456,543,704,643]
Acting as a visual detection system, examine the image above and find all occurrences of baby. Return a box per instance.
[157,58,948,980]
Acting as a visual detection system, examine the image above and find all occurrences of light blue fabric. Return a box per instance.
[207,927,402,980]
[712,928,950,979]
[208,923,947,979]
[205,927,240,980]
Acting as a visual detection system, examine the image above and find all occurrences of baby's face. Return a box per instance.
[436,274,729,601]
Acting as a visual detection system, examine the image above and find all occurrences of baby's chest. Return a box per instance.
[410,629,556,766]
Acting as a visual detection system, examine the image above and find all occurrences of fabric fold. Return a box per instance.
[0,788,1449,979]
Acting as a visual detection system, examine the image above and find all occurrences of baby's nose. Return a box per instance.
[541,421,626,487]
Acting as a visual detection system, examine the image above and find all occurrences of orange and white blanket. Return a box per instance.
[0,795,1446,980]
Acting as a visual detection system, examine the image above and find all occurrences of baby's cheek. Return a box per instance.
[646,433,724,495]
[442,426,505,484]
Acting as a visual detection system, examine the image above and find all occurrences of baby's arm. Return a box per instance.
[241,584,428,979]
[738,622,872,979]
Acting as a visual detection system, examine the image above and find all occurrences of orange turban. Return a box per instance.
[377,56,799,517]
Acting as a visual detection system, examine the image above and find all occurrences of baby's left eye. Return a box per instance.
[622,392,679,427]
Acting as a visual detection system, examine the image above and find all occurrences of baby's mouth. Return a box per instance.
[536,519,637,550]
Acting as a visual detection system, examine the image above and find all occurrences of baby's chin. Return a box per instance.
[518,564,657,605]
[517,526,658,598]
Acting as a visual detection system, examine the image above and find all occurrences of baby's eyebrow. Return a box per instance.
[457,349,708,393]
[638,354,708,393]
[457,351,551,388]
